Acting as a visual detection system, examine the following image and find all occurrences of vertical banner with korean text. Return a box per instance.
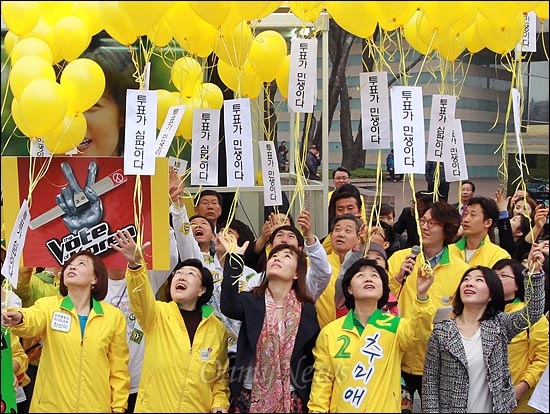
[360,72,391,150]
[258,141,283,206]
[390,86,426,174]
[443,119,468,182]
[426,95,456,162]
[124,89,158,175]
[288,38,317,113]
[191,109,220,186]
[224,99,255,187]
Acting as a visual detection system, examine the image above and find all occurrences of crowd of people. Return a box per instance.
[1,36,549,414]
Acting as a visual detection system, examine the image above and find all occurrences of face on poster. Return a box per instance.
[15,156,153,269]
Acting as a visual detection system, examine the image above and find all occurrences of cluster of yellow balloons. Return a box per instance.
[325,1,548,60]
[3,1,548,149]
[7,36,105,154]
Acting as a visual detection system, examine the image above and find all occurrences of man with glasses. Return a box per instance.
[328,167,366,222]
[394,191,433,248]
[388,201,470,409]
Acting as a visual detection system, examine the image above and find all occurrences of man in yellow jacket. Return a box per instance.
[388,202,470,405]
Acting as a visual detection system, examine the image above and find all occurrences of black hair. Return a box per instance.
[426,201,462,245]
[342,258,390,310]
[332,167,351,179]
[197,189,223,206]
[330,213,363,234]
[452,266,505,321]
[222,219,256,247]
[189,214,215,233]
[468,196,500,229]
[59,250,108,301]
[380,203,395,217]
[167,258,214,308]
[492,258,526,301]
[268,225,305,248]
[81,35,138,155]
[462,180,476,193]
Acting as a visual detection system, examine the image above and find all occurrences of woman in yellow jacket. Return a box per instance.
[308,257,436,412]
[113,229,230,413]
[493,258,549,413]
[1,250,130,413]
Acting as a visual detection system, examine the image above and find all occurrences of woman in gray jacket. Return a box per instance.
[422,242,546,413]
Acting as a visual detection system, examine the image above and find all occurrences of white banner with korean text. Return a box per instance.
[288,38,317,113]
[191,109,220,186]
[124,89,158,175]
[360,72,391,149]
[258,141,283,206]
[426,95,456,162]
[443,119,468,182]
[390,86,426,174]
[2,199,30,288]
[155,105,186,158]
[224,99,255,187]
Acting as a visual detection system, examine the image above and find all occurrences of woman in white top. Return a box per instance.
[422,243,546,413]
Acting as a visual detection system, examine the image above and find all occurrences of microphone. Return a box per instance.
[397,245,421,300]
[403,245,421,279]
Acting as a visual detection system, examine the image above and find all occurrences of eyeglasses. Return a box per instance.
[497,273,515,280]
[419,218,443,229]
[334,176,350,181]
[372,230,386,241]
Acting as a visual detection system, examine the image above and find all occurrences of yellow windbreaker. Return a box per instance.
[126,265,229,413]
[11,295,130,413]
[308,299,435,412]
[388,246,470,375]
[450,234,511,267]
[505,299,549,413]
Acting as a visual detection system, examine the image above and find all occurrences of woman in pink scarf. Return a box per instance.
[220,236,320,413]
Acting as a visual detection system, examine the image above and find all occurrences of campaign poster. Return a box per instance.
[2,156,170,270]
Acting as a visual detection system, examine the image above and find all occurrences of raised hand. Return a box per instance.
[56,161,103,233]
[111,229,151,268]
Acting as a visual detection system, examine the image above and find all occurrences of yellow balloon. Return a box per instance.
[257,2,284,19]
[404,10,437,55]
[9,55,56,100]
[414,10,439,50]
[171,56,204,98]
[42,113,87,154]
[288,1,324,23]
[475,1,521,28]
[519,2,543,12]
[534,2,549,20]
[23,19,61,63]
[374,1,420,31]
[10,37,53,65]
[53,16,91,62]
[11,98,35,138]
[217,59,241,92]
[177,97,204,140]
[275,54,290,100]
[1,1,41,36]
[19,78,68,137]
[60,58,106,113]
[178,31,216,57]
[437,28,465,61]
[461,21,485,53]
[476,12,524,54]
[147,17,173,48]
[39,1,74,25]
[156,89,179,130]
[187,1,233,27]
[422,1,468,30]
[196,83,224,110]
[74,1,103,35]
[248,30,288,82]
[325,2,380,39]
[233,1,274,21]
[98,1,139,46]
[4,31,20,56]
[449,4,477,33]
[118,1,171,36]
[213,20,253,68]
